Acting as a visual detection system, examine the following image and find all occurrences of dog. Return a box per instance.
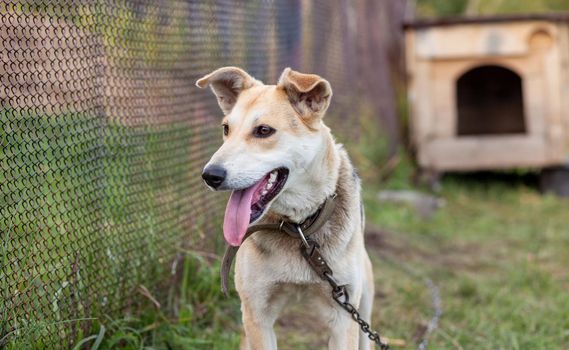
[196,67,375,350]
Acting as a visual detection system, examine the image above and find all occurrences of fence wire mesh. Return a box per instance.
[0,0,403,347]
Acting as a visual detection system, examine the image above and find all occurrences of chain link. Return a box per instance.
[297,225,443,350]
[298,234,390,350]
[329,279,390,350]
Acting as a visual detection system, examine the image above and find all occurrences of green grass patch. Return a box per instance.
[3,107,568,349]
[67,152,569,349]
[73,253,241,350]
[363,160,569,350]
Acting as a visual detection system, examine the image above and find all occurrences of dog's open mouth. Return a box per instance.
[223,167,289,246]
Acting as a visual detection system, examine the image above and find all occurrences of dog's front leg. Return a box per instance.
[240,297,279,350]
[324,280,363,350]
[328,311,361,350]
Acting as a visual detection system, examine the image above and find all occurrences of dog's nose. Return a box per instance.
[202,165,226,189]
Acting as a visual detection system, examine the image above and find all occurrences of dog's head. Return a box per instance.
[196,67,333,246]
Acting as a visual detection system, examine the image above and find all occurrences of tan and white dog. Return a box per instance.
[197,67,375,350]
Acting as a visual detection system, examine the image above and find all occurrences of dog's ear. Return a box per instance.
[196,67,261,115]
[278,68,333,120]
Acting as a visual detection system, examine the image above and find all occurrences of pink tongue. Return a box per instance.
[223,179,266,246]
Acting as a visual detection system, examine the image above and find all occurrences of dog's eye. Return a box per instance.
[253,125,276,138]
[222,124,229,136]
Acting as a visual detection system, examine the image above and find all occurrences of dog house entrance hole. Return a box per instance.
[456,65,526,136]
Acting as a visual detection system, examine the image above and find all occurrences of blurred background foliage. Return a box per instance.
[417,0,569,17]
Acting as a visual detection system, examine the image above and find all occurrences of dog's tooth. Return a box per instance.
[269,172,277,181]
[266,182,273,189]
[262,190,268,195]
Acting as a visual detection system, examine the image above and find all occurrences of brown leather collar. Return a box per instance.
[220,193,337,296]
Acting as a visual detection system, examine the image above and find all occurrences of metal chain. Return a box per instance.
[296,225,390,349]
[417,278,441,350]
[327,274,390,350]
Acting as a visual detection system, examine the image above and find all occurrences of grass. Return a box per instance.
[77,252,241,350]
[364,160,569,350]
[3,100,568,349]
[3,105,568,349]
[58,154,569,350]
[69,251,241,350]
[416,0,569,17]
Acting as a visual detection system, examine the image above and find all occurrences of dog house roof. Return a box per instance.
[404,13,569,29]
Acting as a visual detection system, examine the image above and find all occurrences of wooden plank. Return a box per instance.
[419,136,564,171]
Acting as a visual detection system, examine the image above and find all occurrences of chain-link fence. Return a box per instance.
[0,0,405,347]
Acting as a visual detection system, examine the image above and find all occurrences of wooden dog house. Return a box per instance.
[404,14,569,173]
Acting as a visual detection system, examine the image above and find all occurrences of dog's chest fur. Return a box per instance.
[235,146,364,288]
